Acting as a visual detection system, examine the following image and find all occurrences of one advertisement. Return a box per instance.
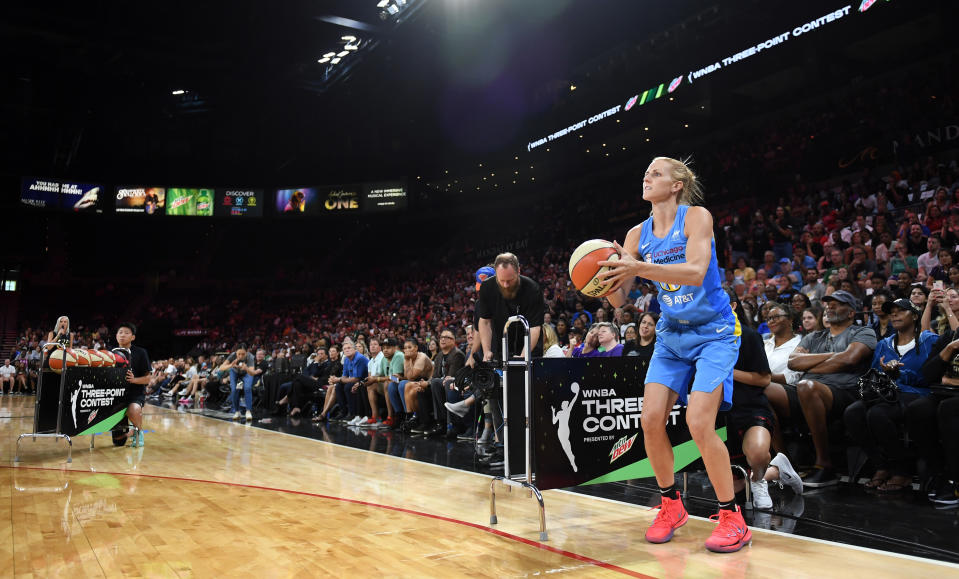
[35,368,130,437]
[215,189,263,217]
[165,188,214,217]
[319,184,362,214]
[115,187,166,214]
[275,187,318,214]
[20,178,102,212]
[363,181,408,212]
[531,357,726,491]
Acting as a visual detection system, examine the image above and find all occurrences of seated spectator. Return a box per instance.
[395,339,434,432]
[927,248,954,286]
[780,290,877,487]
[865,290,894,339]
[775,258,802,292]
[317,341,368,423]
[910,283,930,311]
[622,312,657,381]
[845,298,936,493]
[220,344,257,421]
[917,235,942,283]
[789,293,812,327]
[571,322,622,357]
[922,287,958,335]
[363,338,404,428]
[0,359,15,395]
[554,318,570,347]
[799,268,825,305]
[541,324,565,358]
[911,307,959,506]
[414,328,467,437]
[761,302,802,450]
[283,347,331,418]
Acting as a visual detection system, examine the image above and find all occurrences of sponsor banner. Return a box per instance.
[275,187,319,214]
[363,181,407,212]
[21,178,102,212]
[165,188,214,217]
[173,328,208,337]
[215,189,263,217]
[115,187,166,214]
[319,184,362,214]
[532,357,725,491]
[36,368,130,437]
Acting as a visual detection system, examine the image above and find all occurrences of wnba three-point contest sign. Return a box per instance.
[532,357,725,491]
[57,367,131,437]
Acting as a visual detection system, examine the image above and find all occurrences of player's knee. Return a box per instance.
[685,411,715,441]
[640,406,667,435]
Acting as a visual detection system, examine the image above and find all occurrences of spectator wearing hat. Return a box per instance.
[780,290,878,487]
[844,298,936,493]
[775,258,802,292]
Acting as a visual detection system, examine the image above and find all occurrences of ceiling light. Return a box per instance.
[318,58,331,63]
[331,57,341,64]
[171,89,186,95]
[376,0,389,7]
[337,51,349,57]
[396,0,407,5]
[344,44,359,51]
[323,52,336,58]
[386,4,400,15]
[342,35,357,41]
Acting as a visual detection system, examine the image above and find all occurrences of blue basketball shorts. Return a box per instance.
[645,317,740,411]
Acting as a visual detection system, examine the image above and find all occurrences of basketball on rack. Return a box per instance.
[73,349,91,367]
[98,350,116,366]
[569,239,620,298]
[87,349,104,367]
[48,349,77,373]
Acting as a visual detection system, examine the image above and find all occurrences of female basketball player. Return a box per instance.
[599,157,750,553]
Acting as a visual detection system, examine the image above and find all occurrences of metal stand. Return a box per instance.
[489,315,548,541]
[15,348,74,464]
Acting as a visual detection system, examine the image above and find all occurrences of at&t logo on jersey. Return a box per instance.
[662,292,695,308]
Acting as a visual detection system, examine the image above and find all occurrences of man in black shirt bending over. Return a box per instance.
[473,252,545,365]
[116,322,152,447]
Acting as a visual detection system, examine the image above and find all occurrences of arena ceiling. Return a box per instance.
[0,1,950,192]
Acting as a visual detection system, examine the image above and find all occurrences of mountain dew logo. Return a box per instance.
[609,433,638,464]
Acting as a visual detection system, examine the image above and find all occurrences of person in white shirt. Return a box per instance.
[759,303,802,452]
[0,359,16,395]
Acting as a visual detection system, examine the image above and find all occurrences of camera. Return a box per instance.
[454,360,502,403]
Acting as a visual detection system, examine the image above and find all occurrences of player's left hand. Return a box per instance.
[597,241,641,292]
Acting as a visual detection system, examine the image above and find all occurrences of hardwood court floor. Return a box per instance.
[2,396,958,578]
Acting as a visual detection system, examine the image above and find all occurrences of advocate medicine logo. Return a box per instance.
[609,433,638,464]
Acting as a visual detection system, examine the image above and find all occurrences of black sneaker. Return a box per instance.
[411,422,433,435]
[425,425,445,438]
[802,467,838,488]
[932,481,959,506]
[478,448,504,465]
[457,428,476,441]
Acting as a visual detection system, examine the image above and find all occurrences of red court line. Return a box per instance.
[4,465,655,578]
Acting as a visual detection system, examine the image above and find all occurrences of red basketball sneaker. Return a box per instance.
[645,494,688,544]
[704,507,752,553]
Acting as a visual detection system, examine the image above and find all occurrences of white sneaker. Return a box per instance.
[232,411,241,420]
[444,400,469,418]
[478,425,493,444]
[751,479,773,510]
[351,416,366,425]
[245,411,253,421]
[770,453,803,494]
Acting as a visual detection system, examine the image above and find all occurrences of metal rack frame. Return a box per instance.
[488,315,548,541]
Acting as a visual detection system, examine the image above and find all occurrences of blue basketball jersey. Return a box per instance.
[637,205,734,328]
